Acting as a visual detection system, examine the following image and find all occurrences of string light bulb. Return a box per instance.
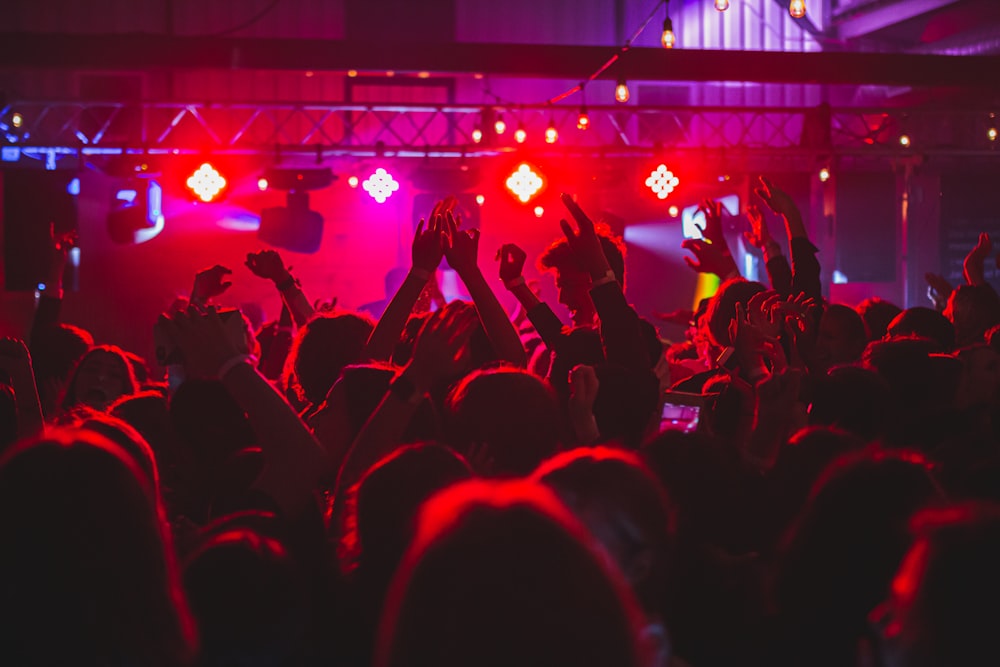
[818,167,831,182]
[615,78,630,103]
[661,17,676,48]
[515,125,527,144]
[494,113,507,135]
[545,120,559,144]
[789,0,806,18]
[577,104,590,130]
[472,127,483,144]
[989,126,998,142]
[715,0,729,11]
[899,134,911,148]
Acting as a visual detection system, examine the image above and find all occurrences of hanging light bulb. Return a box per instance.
[472,127,483,143]
[577,104,590,130]
[989,126,998,142]
[789,0,806,18]
[494,113,507,135]
[715,0,729,11]
[661,17,676,48]
[545,119,559,144]
[615,78,630,103]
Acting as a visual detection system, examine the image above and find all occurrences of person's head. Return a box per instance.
[532,447,674,617]
[815,304,869,372]
[774,449,942,652]
[110,390,177,464]
[590,364,662,449]
[703,278,767,349]
[376,479,646,667]
[29,323,93,413]
[869,502,1000,667]
[170,378,255,472]
[944,283,1000,348]
[61,344,139,412]
[886,307,955,352]
[0,428,196,665]
[808,365,892,440]
[183,523,307,667]
[309,363,438,465]
[857,297,902,342]
[444,367,561,476]
[284,312,375,406]
[953,343,1000,409]
[539,226,626,327]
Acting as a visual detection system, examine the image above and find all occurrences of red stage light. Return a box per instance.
[506,163,544,203]
[644,164,680,200]
[187,163,227,202]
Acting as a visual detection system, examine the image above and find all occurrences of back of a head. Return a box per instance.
[532,447,674,616]
[286,312,375,406]
[377,479,644,667]
[111,390,177,463]
[886,307,956,351]
[875,502,1000,666]
[184,527,307,667]
[704,279,767,347]
[817,304,869,368]
[539,226,627,286]
[445,368,561,476]
[856,297,902,341]
[338,364,437,443]
[0,428,195,666]
[945,283,1000,347]
[29,323,93,388]
[170,378,255,468]
[808,365,892,439]
[591,364,661,448]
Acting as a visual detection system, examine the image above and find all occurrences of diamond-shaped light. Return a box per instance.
[186,163,227,202]
[644,164,680,200]
[362,168,400,204]
[505,163,544,203]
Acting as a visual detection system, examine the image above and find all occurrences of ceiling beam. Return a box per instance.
[834,0,962,40]
[1,33,999,89]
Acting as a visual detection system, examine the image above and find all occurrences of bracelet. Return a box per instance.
[591,270,617,288]
[275,275,299,292]
[503,276,526,290]
[389,373,424,405]
[217,354,256,380]
[409,267,432,282]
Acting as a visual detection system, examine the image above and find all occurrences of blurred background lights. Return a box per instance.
[534,206,544,218]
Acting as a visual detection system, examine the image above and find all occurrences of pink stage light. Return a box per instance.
[362,168,400,203]
[187,163,227,202]
[505,163,544,203]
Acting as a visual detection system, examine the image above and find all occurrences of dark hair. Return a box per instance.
[0,428,196,665]
[945,284,1000,347]
[61,344,139,412]
[376,479,646,667]
[703,278,767,347]
[808,365,892,440]
[856,297,901,341]
[591,364,661,449]
[539,225,627,287]
[533,447,674,616]
[0,383,17,453]
[886,307,956,351]
[285,312,375,406]
[444,367,562,476]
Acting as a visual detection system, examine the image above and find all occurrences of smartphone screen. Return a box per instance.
[660,402,701,433]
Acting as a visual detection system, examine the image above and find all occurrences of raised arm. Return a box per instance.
[444,213,526,367]
[0,338,44,441]
[160,306,325,517]
[745,204,792,295]
[498,243,566,351]
[755,176,822,301]
[29,226,75,347]
[189,264,233,308]
[681,199,741,281]
[560,193,650,370]
[245,250,316,327]
[364,204,448,361]
[963,232,992,287]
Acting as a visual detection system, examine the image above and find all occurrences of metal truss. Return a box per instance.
[2,101,998,161]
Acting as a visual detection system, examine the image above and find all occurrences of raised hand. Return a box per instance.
[754,175,798,219]
[496,243,528,284]
[412,209,448,274]
[747,290,784,340]
[925,273,954,311]
[191,265,233,305]
[681,238,740,279]
[963,232,992,286]
[696,199,726,245]
[245,250,292,284]
[443,211,481,278]
[743,204,772,250]
[407,302,478,385]
[46,223,77,289]
[559,193,613,280]
[157,306,249,379]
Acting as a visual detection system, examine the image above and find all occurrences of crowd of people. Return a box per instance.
[1,177,998,666]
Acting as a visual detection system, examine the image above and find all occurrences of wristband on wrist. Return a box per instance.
[591,270,617,288]
[503,276,526,290]
[409,267,432,282]
[275,275,299,292]
[217,354,256,380]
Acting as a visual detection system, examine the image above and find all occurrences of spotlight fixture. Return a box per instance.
[362,168,400,204]
[258,167,334,254]
[661,1,676,48]
[789,0,806,18]
[108,179,165,245]
[506,163,545,203]
[615,78,630,104]
[715,0,729,11]
[644,164,680,200]
[186,163,227,203]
